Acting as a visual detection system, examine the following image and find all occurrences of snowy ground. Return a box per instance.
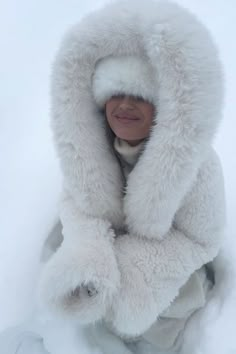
[0,0,235,353]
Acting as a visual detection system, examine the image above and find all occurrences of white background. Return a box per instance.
[0,0,235,352]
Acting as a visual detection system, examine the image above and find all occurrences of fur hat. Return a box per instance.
[92,55,158,108]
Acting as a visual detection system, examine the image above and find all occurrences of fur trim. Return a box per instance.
[106,149,226,336]
[92,55,158,107]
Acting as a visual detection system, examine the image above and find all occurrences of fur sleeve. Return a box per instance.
[38,190,121,323]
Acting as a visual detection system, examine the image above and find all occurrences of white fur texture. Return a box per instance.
[39,0,226,338]
[92,55,158,107]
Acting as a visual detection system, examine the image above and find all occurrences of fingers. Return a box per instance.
[87,282,98,297]
[69,282,98,300]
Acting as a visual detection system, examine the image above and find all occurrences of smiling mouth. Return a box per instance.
[115,115,140,121]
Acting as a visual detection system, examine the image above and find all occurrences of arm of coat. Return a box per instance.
[38,191,121,324]
[105,149,226,337]
[38,117,125,322]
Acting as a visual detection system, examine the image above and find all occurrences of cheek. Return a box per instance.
[105,104,116,130]
[105,102,115,117]
[142,106,155,125]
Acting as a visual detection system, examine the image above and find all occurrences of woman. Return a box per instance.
[6,1,225,353]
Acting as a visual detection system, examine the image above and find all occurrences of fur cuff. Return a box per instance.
[38,227,120,324]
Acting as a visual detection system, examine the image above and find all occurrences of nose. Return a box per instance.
[118,97,135,110]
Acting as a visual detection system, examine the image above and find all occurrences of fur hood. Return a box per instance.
[51,0,224,239]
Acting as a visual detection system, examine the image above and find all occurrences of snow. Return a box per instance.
[0,0,235,353]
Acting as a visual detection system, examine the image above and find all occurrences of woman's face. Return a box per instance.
[105,95,155,146]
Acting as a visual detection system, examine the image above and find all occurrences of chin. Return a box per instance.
[114,130,139,141]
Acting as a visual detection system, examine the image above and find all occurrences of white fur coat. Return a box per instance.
[38,0,226,338]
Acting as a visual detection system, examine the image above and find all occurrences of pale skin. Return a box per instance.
[105,95,155,146]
